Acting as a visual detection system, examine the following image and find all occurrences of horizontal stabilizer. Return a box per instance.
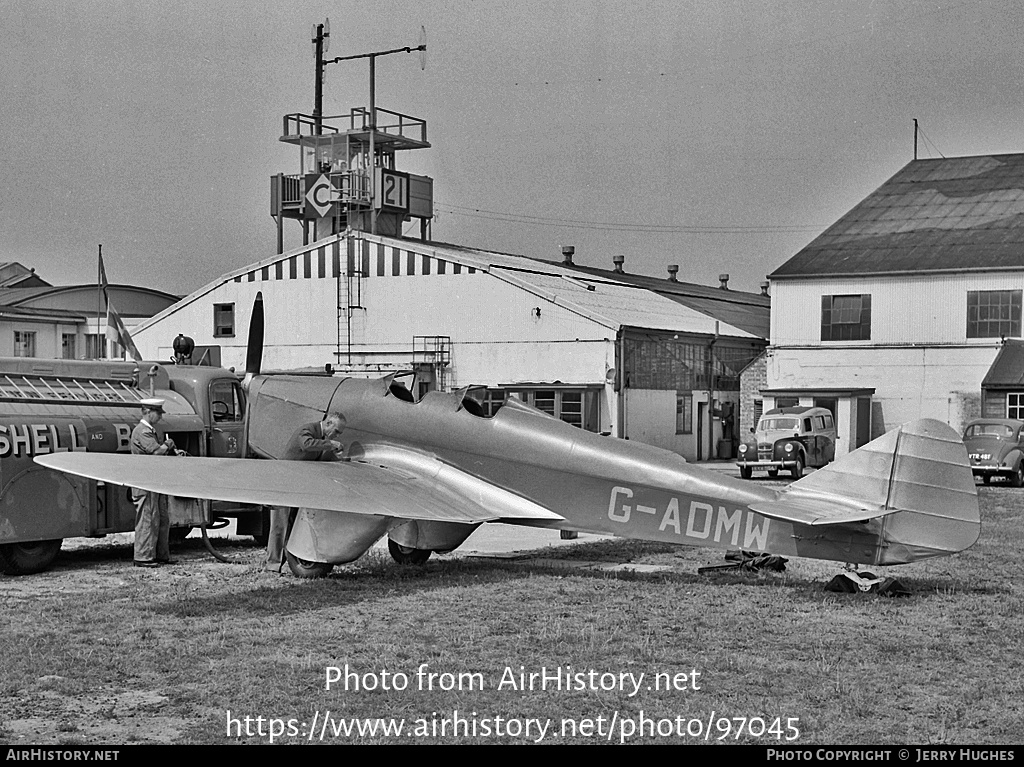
[35,451,563,525]
[748,494,888,526]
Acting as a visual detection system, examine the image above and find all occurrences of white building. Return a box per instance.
[132,232,766,461]
[766,153,1024,454]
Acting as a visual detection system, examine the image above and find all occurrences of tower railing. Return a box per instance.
[282,108,427,145]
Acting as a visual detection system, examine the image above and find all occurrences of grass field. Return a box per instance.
[1,483,1022,746]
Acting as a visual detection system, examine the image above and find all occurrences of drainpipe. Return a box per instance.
[707,322,719,460]
[616,327,626,439]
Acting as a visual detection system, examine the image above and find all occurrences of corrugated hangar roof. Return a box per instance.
[0,284,178,306]
[533,259,770,337]
[0,305,86,322]
[772,153,1024,279]
[414,239,761,339]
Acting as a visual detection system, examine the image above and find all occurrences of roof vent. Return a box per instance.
[760,280,770,297]
[667,265,679,282]
[718,273,730,290]
[561,245,575,265]
[613,255,625,273]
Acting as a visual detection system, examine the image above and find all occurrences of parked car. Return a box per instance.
[962,419,1024,486]
[736,406,836,479]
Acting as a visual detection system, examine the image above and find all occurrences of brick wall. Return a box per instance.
[739,352,768,436]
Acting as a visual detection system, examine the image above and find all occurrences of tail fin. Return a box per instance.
[749,419,980,564]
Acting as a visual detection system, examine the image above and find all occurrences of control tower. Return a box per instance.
[270,23,434,253]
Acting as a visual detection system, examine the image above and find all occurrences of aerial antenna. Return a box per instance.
[311,18,330,135]
[320,26,428,235]
[323,26,428,69]
[912,120,946,160]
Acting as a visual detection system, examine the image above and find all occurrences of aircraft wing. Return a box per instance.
[34,452,563,524]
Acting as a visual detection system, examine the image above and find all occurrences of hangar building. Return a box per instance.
[0,262,178,360]
[131,233,766,461]
[766,152,1024,454]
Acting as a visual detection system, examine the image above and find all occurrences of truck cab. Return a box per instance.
[736,406,836,479]
[162,366,247,459]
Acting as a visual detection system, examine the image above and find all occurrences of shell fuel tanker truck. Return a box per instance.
[0,356,262,575]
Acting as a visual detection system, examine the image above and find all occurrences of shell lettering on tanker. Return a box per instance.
[0,422,89,459]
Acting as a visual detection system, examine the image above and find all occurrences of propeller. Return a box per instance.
[243,292,264,386]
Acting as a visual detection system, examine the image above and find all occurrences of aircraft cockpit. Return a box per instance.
[381,374,497,419]
[388,381,416,402]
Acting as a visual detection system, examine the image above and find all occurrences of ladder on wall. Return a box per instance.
[337,260,366,365]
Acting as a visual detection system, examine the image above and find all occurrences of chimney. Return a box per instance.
[561,245,575,266]
[613,255,625,273]
[718,273,730,290]
[667,265,679,282]
[760,280,770,297]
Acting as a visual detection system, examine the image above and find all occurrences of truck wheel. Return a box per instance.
[388,538,432,565]
[740,466,752,479]
[285,551,334,579]
[791,455,804,479]
[0,539,63,576]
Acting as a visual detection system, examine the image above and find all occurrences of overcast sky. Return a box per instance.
[2,0,1022,295]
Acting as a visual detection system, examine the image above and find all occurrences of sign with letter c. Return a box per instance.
[304,174,338,219]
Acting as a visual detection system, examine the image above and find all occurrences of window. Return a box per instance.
[1009,393,1024,420]
[533,390,556,417]
[481,389,506,416]
[967,290,1021,339]
[85,333,104,359]
[210,380,245,422]
[13,331,36,358]
[507,388,599,431]
[558,392,584,428]
[710,345,760,391]
[675,393,693,435]
[214,303,235,338]
[966,421,1016,438]
[62,333,76,360]
[821,294,871,341]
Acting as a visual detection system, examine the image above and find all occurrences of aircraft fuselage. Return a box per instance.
[247,376,891,566]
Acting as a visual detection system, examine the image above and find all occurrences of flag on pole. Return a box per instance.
[98,250,142,362]
[106,296,142,362]
[98,250,109,291]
